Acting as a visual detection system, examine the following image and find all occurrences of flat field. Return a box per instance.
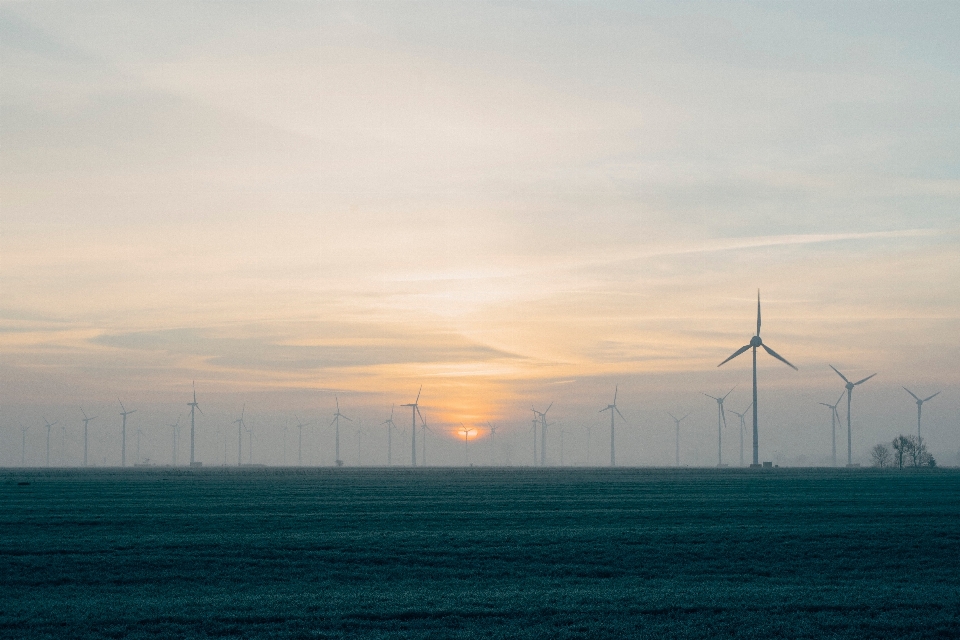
[1,467,959,639]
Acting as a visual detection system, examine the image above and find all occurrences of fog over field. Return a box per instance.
[2,2,959,469]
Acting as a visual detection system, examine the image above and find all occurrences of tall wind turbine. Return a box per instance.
[331,396,352,467]
[294,416,312,466]
[667,413,689,467]
[599,387,625,467]
[169,416,180,465]
[187,382,202,466]
[460,423,476,465]
[830,365,877,466]
[234,405,245,466]
[718,291,797,466]
[903,387,940,440]
[704,388,735,467]
[725,403,752,467]
[818,392,844,466]
[80,408,97,467]
[42,417,57,467]
[381,406,398,466]
[532,403,552,466]
[401,386,423,467]
[487,422,501,466]
[118,400,136,467]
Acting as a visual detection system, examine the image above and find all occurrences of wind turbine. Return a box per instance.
[460,423,476,465]
[829,365,877,466]
[667,413,689,467]
[118,400,136,467]
[80,408,97,467]
[42,417,58,467]
[599,387,625,467]
[168,416,180,466]
[532,403,552,466]
[487,422,501,466]
[903,387,940,440]
[234,405,245,466]
[704,388,735,467]
[725,403,752,467]
[401,386,423,467]
[331,396,352,467]
[20,422,30,466]
[187,382,202,466]
[818,392,844,467]
[381,406,398,466]
[718,291,797,466]
[294,416,312,466]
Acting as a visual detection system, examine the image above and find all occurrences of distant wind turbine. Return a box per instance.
[704,387,735,467]
[331,396,351,467]
[903,387,940,440]
[401,387,424,467]
[667,412,689,467]
[118,400,136,467]
[818,392,844,467]
[532,403,552,466]
[80,408,97,467]
[718,291,797,466]
[381,406,398,466]
[294,416,312,466]
[599,387,625,467]
[830,365,877,466]
[725,403,752,467]
[234,405,245,466]
[42,417,57,467]
[460,423,476,465]
[187,382,202,466]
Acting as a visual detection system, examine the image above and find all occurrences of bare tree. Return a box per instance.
[870,443,891,468]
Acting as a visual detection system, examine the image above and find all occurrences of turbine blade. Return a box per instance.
[718,344,751,367]
[902,387,921,402]
[853,373,877,386]
[923,391,940,402]
[756,289,761,336]
[829,365,850,384]
[762,344,798,370]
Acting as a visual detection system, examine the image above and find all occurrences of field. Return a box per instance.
[2,467,959,639]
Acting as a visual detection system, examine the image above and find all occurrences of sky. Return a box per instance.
[2,1,959,468]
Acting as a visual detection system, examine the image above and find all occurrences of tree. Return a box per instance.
[892,435,912,470]
[870,443,891,468]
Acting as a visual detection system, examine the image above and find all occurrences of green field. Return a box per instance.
[2,468,958,638]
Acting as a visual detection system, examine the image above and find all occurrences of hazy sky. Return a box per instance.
[2,2,959,467]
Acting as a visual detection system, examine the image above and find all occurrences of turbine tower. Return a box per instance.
[818,392,844,466]
[830,365,877,466]
[381,406,398,466]
[234,405,245,466]
[903,387,940,440]
[460,424,476,465]
[331,396,352,467]
[118,400,136,468]
[667,413,689,467]
[704,388,735,466]
[401,386,423,467]
[294,416,312,466]
[725,403,752,467]
[532,403,552,466]
[80,408,97,467]
[187,382,202,466]
[599,387,625,467]
[718,291,797,466]
[42,417,57,467]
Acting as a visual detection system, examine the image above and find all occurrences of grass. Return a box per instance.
[2,467,959,638]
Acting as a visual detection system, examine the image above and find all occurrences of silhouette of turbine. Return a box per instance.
[118,400,136,468]
[331,396,351,467]
[599,387,625,467]
[704,387,735,467]
[903,387,940,440]
[718,291,797,466]
[818,392,844,467]
[829,365,876,466]
[401,387,424,467]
